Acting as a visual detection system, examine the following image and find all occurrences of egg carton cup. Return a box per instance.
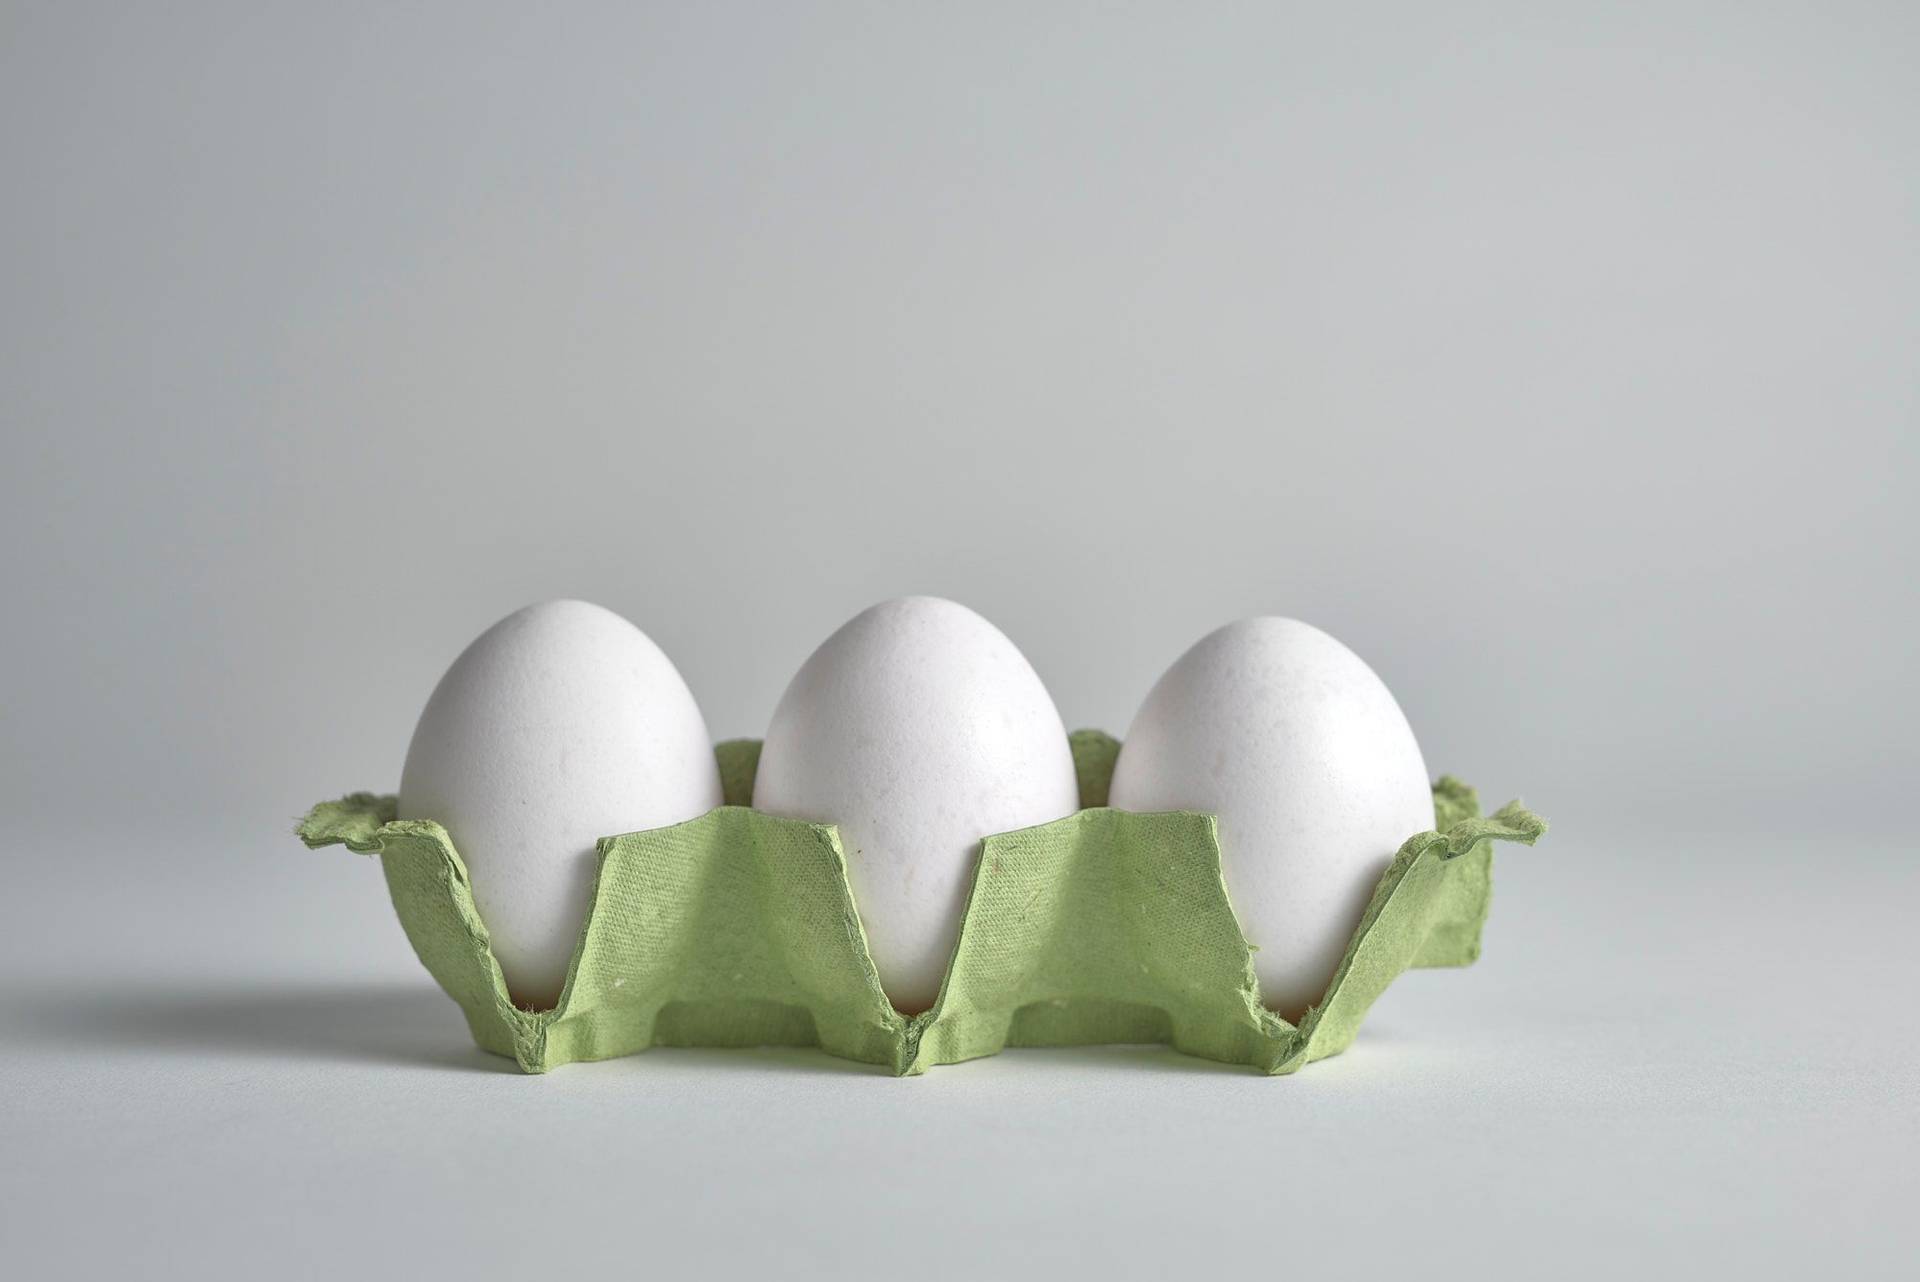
[295,731,1546,1075]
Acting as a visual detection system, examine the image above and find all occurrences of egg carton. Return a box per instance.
[295,730,1545,1075]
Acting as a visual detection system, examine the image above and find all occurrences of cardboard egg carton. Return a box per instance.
[295,731,1545,1074]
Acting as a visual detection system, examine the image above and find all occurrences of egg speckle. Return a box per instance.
[398,600,722,1010]
[752,597,1080,1014]
[1109,618,1433,1021]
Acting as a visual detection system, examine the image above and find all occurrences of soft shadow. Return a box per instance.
[993,1043,1263,1076]
[17,980,513,1073]
[16,981,1378,1078]
[626,1042,1256,1077]
[634,1044,897,1077]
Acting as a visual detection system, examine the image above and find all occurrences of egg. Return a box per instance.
[752,597,1080,1014]
[1108,618,1433,1021]
[398,600,723,1010]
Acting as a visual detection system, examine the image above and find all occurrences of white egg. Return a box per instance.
[398,600,723,1010]
[1109,618,1433,1021]
[753,597,1080,1014]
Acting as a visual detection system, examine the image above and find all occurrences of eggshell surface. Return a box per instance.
[398,600,722,1010]
[752,597,1080,1014]
[1108,618,1434,1021]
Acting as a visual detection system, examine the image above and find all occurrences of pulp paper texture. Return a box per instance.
[296,731,1546,1074]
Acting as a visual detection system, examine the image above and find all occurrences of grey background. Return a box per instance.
[2,3,1914,1278]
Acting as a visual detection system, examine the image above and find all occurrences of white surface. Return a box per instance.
[1,6,1915,1279]
[1111,618,1435,1018]
[398,600,723,1009]
[2,826,1913,1280]
[754,597,1080,1012]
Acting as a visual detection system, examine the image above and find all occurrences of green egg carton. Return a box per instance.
[294,730,1546,1075]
